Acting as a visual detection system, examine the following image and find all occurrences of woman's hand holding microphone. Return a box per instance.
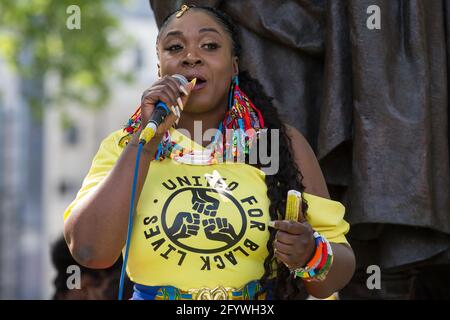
[130,75,196,151]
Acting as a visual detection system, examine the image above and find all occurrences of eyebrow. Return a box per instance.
[198,27,222,37]
[164,27,223,39]
[165,30,183,38]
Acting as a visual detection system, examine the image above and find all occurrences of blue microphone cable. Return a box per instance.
[118,75,188,300]
[118,140,143,300]
[118,101,172,300]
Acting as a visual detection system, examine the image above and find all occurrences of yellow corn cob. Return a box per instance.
[285,190,302,221]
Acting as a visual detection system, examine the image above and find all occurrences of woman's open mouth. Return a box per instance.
[193,79,207,91]
[186,76,207,91]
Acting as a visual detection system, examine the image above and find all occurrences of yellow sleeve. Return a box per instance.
[63,129,125,222]
[303,192,350,245]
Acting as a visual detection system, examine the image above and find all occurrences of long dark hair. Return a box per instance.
[158,5,309,300]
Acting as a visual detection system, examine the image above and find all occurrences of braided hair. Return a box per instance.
[157,5,309,300]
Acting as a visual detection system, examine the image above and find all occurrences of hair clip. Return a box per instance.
[176,4,190,18]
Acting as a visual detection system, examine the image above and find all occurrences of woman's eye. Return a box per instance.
[165,44,183,52]
[203,43,220,50]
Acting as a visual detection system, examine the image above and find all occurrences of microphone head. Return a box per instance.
[172,74,189,87]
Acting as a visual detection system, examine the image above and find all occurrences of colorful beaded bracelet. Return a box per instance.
[292,232,334,282]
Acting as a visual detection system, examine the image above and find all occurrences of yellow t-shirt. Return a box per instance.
[64,128,350,290]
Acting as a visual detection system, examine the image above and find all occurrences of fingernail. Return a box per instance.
[268,221,276,228]
[190,78,197,88]
[180,85,188,96]
[170,105,177,115]
[177,97,184,111]
[175,106,181,117]
[175,117,180,126]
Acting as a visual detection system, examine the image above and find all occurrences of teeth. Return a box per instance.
[188,78,205,82]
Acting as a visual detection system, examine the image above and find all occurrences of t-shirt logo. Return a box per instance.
[141,171,268,271]
[162,188,247,254]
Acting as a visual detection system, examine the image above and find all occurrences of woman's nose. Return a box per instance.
[183,52,202,67]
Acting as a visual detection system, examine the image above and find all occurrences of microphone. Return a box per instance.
[139,74,189,144]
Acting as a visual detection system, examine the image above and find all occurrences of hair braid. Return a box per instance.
[238,71,309,299]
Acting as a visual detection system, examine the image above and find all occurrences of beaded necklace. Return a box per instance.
[120,78,265,165]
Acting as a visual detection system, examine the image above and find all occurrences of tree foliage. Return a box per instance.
[0,0,132,121]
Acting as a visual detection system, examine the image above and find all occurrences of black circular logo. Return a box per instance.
[161,187,247,254]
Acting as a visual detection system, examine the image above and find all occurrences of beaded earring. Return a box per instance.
[218,74,265,160]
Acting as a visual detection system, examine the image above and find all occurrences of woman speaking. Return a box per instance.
[63,4,355,300]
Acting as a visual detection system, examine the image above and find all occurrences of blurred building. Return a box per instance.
[0,0,159,299]
[0,54,25,299]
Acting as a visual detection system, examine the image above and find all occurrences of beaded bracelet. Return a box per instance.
[292,232,334,282]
